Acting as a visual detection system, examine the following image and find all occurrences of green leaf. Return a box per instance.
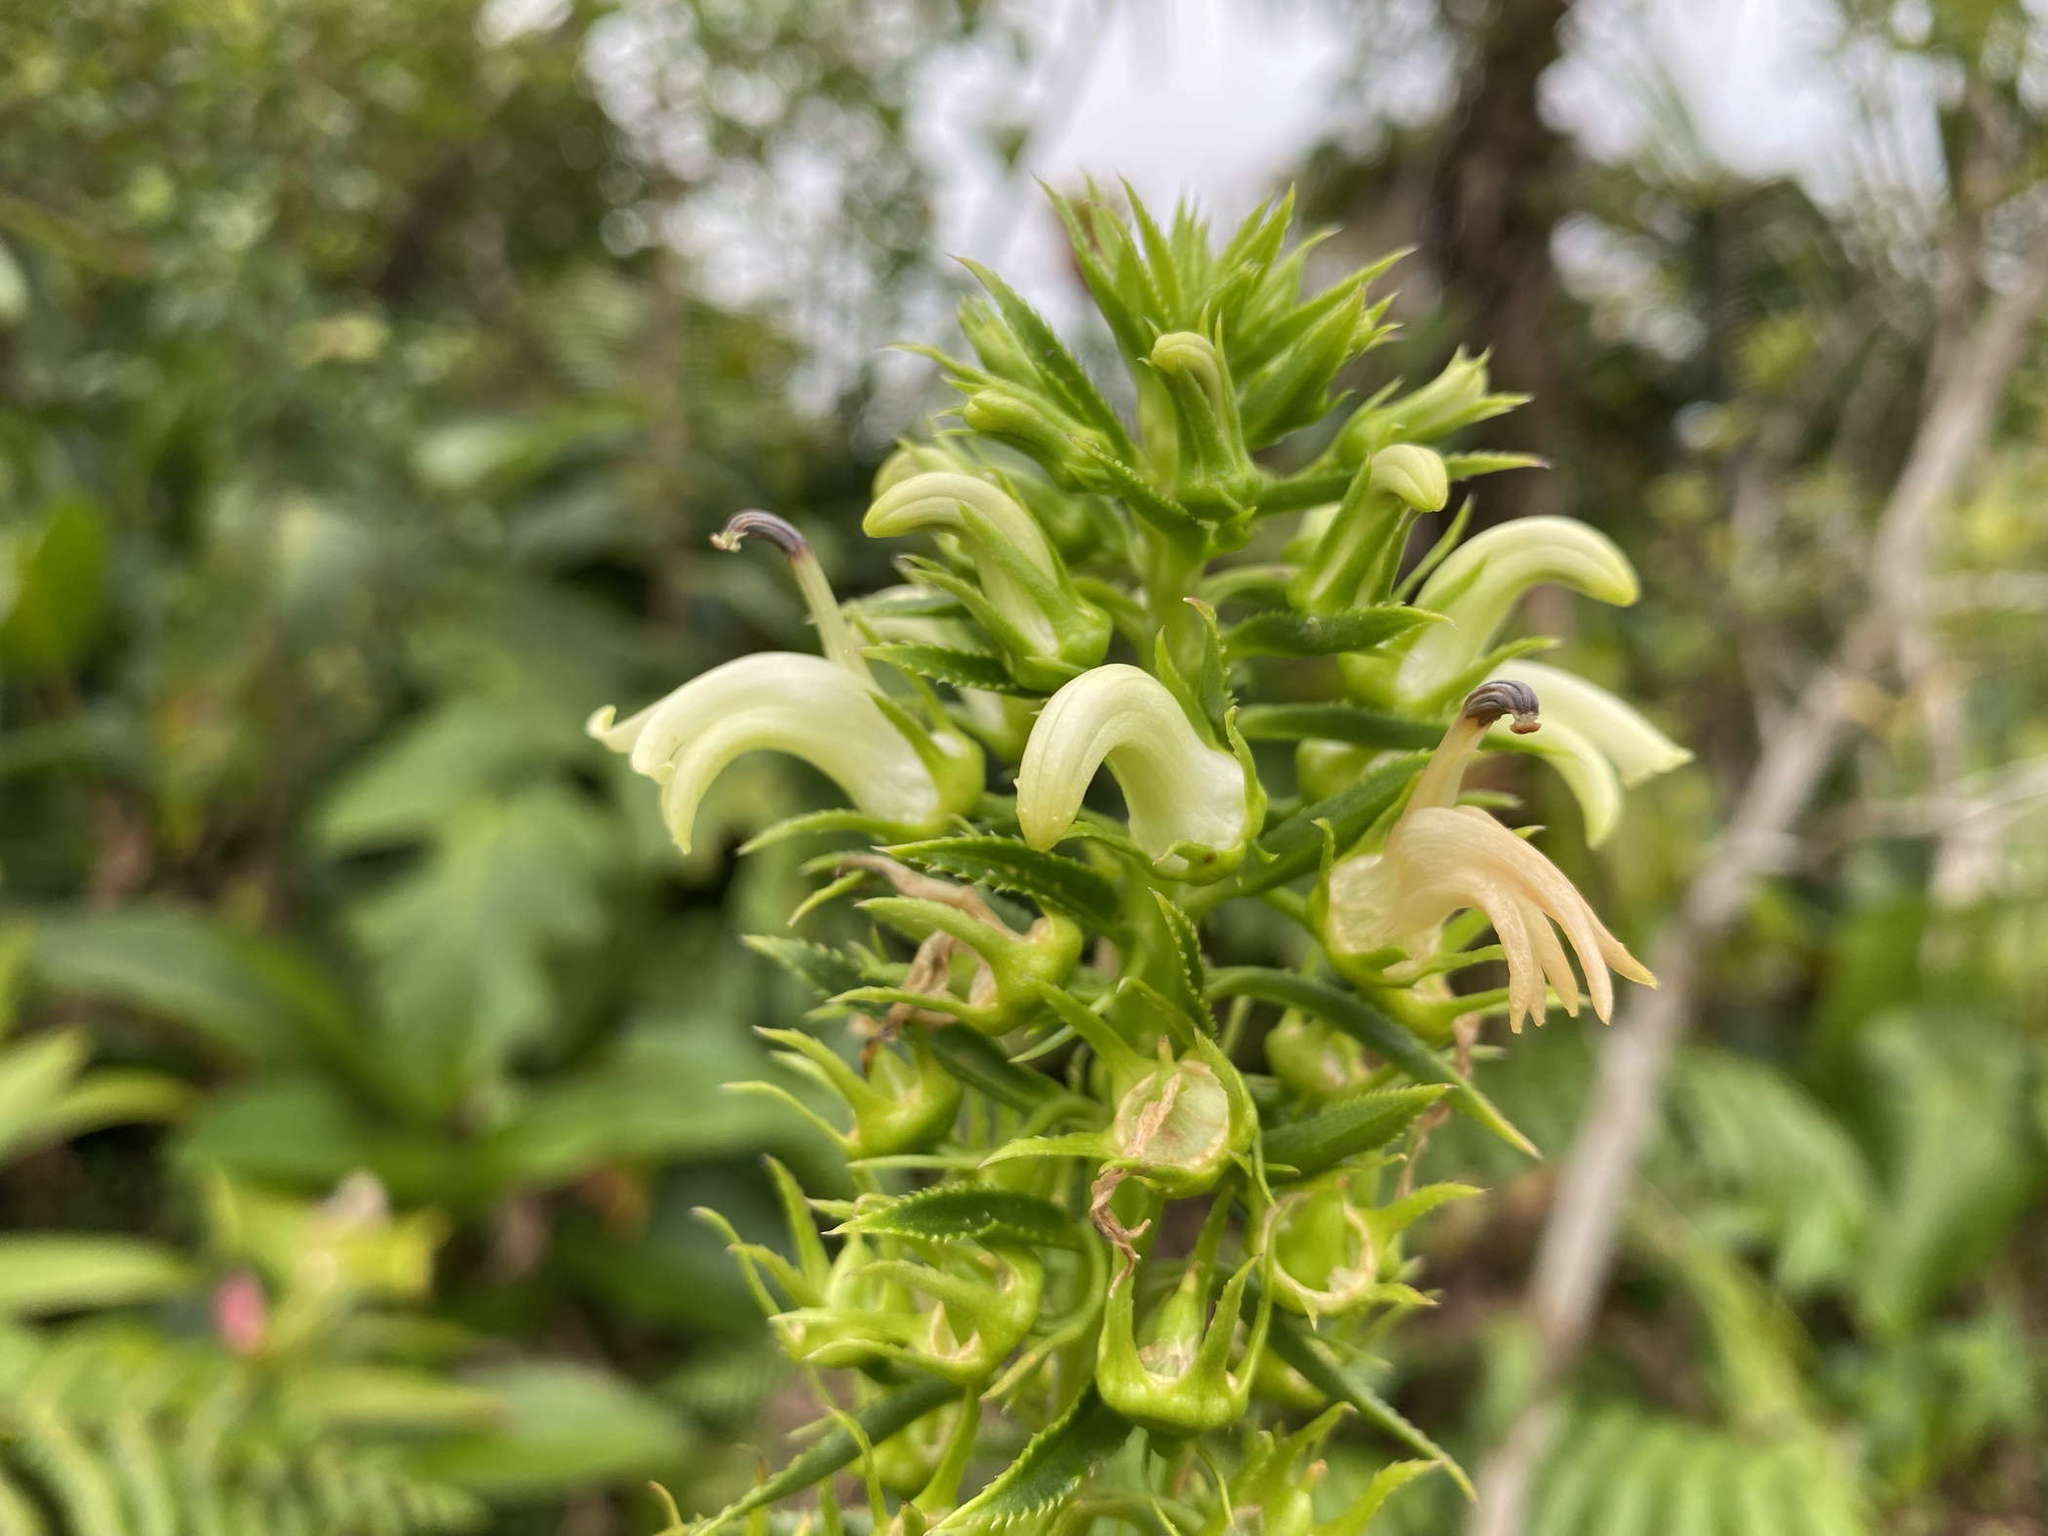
[1236,704,1439,750]
[1441,450,1547,479]
[1150,891,1207,1022]
[957,258,1129,450]
[1263,1086,1450,1180]
[0,1030,87,1163]
[10,1069,192,1157]
[1268,1314,1472,1500]
[851,588,971,620]
[686,1376,956,1534]
[743,936,870,1002]
[31,907,356,1068]
[1334,1460,1440,1536]
[0,499,108,675]
[0,1237,193,1316]
[840,1186,1076,1248]
[1068,436,1202,539]
[1206,970,1535,1157]
[865,643,1033,696]
[926,1027,1068,1113]
[488,1027,796,1188]
[287,1365,504,1434]
[406,1361,691,1499]
[885,837,1120,933]
[937,1388,1132,1533]
[740,808,922,854]
[1225,605,1439,659]
[349,783,616,1109]
[312,698,571,853]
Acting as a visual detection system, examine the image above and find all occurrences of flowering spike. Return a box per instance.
[587,654,981,853]
[596,183,1684,1528]
[1016,664,1252,879]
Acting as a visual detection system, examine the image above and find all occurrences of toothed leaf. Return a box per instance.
[1224,606,1441,660]
[1207,969,1535,1157]
[866,643,1035,697]
[840,1186,1077,1248]
[885,837,1120,933]
[742,936,870,1001]
[937,1388,1131,1533]
[1264,1085,1451,1180]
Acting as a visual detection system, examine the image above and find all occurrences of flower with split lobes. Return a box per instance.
[1317,680,1656,1032]
[586,512,983,853]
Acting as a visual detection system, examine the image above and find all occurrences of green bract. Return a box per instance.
[616,186,1687,1536]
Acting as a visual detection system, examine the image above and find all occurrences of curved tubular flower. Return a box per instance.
[1319,683,1655,1032]
[586,653,980,853]
[1147,330,1257,512]
[1391,515,1639,704]
[1017,664,1252,879]
[864,472,1109,684]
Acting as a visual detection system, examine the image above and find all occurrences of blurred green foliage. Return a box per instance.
[0,0,1009,1526]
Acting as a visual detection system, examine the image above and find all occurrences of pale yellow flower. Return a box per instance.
[588,513,982,852]
[1320,681,1655,1031]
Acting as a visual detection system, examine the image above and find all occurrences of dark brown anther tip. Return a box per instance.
[1462,678,1541,733]
[712,509,808,559]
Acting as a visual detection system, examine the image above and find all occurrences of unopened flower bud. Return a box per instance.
[1338,347,1526,456]
[1289,445,1449,613]
[960,386,1111,482]
[1148,330,1258,514]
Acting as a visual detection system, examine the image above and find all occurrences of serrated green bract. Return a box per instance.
[934,1389,1130,1534]
[885,837,1121,933]
[839,1186,1078,1250]
[1263,1084,1451,1180]
[866,643,1034,696]
[1224,604,1442,659]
